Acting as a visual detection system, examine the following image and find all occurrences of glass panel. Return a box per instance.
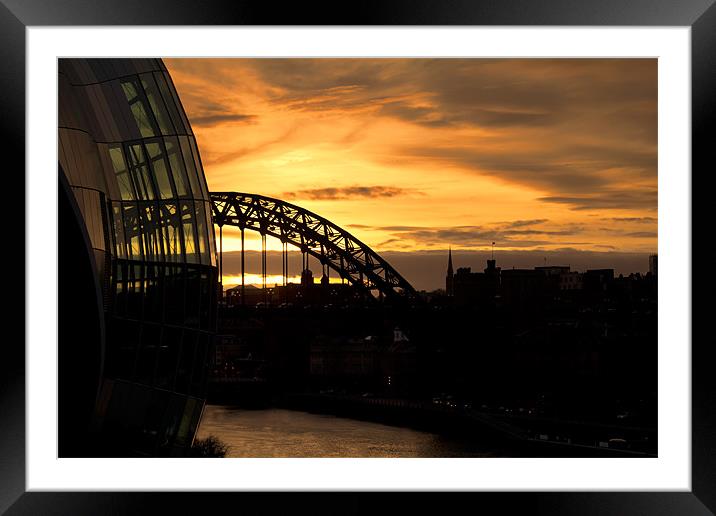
[137,324,160,385]
[126,144,155,200]
[181,201,199,263]
[146,140,175,199]
[107,318,139,379]
[154,72,186,135]
[160,203,182,262]
[111,204,127,259]
[144,265,162,322]
[175,331,197,394]
[156,327,182,390]
[178,136,202,199]
[108,145,135,200]
[165,137,190,197]
[164,265,185,325]
[142,204,164,261]
[194,202,208,263]
[126,264,144,319]
[185,266,200,328]
[122,203,143,260]
[114,262,127,318]
[141,73,175,135]
[188,138,210,199]
[160,72,192,135]
[204,201,217,266]
[121,80,156,138]
[190,333,209,396]
[199,272,210,330]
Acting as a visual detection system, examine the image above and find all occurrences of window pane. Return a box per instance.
[156,326,181,390]
[178,136,201,199]
[127,144,155,200]
[204,201,217,266]
[194,202,208,263]
[159,72,192,135]
[165,137,190,197]
[121,80,156,138]
[181,201,198,263]
[161,203,183,262]
[141,204,164,261]
[154,72,186,135]
[137,324,160,385]
[122,203,143,260]
[141,73,175,135]
[111,204,127,259]
[189,138,210,199]
[108,145,135,200]
[146,141,175,199]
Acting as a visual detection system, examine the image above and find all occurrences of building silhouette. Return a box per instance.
[444,249,631,307]
[59,58,217,456]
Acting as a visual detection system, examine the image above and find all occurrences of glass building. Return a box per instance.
[58,58,217,456]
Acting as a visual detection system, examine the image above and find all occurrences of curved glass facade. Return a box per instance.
[59,58,217,456]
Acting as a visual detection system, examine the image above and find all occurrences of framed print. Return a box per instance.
[3,0,713,514]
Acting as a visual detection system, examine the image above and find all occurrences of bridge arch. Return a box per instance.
[210,192,416,299]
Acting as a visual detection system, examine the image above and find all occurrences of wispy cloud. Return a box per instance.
[355,223,591,250]
[538,191,657,211]
[284,185,420,201]
[604,216,658,223]
[190,113,256,127]
[625,231,658,238]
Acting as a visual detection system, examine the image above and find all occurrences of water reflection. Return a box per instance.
[196,405,510,458]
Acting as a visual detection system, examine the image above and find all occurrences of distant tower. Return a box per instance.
[446,247,454,296]
[301,268,314,287]
[649,254,658,276]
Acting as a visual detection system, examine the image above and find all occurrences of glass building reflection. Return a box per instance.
[58,59,217,456]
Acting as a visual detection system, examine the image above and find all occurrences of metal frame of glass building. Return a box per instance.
[58,58,217,456]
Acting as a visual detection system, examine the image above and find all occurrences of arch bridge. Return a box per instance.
[210,192,416,300]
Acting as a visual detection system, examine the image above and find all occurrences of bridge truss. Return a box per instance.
[210,192,416,299]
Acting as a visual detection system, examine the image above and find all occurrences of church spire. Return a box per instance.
[446,246,454,296]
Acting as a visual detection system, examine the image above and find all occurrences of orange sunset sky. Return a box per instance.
[165,58,657,287]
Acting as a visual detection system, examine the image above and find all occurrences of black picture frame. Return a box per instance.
[3,1,712,514]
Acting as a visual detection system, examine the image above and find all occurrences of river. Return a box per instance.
[195,404,514,457]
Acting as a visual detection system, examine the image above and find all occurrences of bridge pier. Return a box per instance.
[218,224,223,298]
[282,241,288,287]
[241,226,245,306]
[261,233,267,303]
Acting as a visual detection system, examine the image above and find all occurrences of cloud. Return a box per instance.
[625,231,658,238]
[538,191,658,211]
[246,58,656,133]
[236,58,656,211]
[189,113,256,127]
[165,58,658,252]
[173,90,259,128]
[355,223,591,249]
[392,144,654,203]
[499,219,549,228]
[200,126,299,166]
[604,217,658,223]
[284,185,420,201]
